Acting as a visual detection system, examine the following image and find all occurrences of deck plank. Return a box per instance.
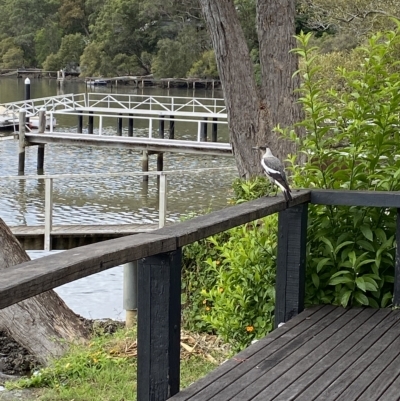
[272,308,391,401]
[213,307,360,401]
[248,308,380,401]
[171,308,400,401]
[302,310,400,401]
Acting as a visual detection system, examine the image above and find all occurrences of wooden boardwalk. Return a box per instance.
[171,305,400,401]
[11,223,158,250]
[23,132,232,156]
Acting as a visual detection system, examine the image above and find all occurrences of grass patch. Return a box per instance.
[6,325,228,401]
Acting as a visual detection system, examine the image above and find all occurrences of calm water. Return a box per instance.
[0,77,237,320]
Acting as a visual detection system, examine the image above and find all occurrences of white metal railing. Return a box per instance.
[0,167,237,251]
[0,94,86,117]
[45,109,229,143]
[86,93,227,115]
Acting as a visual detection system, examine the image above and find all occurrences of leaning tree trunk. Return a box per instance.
[199,0,303,177]
[0,219,90,365]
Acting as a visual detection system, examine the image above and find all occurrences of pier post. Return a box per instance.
[159,115,165,139]
[18,111,26,174]
[117,113,123,136]
[128,114,133,137]
[212,117,218,142]
[159,173,167,228]
[37,110,46,172]
[123,261,138,328]
[44,177,53,251]
[88,111,94,134]
[200,117,208,142]
[157,153,163,174]
[77,111,83,134]
[142,151,149,182]
[24,78,30,124]
[137,249,182,400]
[169,116,175,139]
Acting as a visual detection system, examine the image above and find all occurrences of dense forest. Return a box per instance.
[0,0,398,78]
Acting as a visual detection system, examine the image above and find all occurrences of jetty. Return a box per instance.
[0,92,232,173]
[1,189,400,400]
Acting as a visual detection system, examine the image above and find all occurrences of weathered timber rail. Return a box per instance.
[2,189,400,400]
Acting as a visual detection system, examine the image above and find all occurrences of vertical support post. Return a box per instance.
[77,111,83,133]
[44,177,53,252]
[24,78,30,124]
[169,116,175,139]
[157,153,163,174]
[200,117,208,142]
[275,203,308,328]
[18,111,26,174]
[149,119,153,138]
[394,209,400,306]
[88,111,94,134]
[159,173,167,228]
[142,150,149,182]
[37,110,46,171]
[159,115,165,139]
[128,114,134,137]
[98,116,103,135]
[212,117,218,142]
[123,261,138,328]
[137,249,182,401]
[117,113,123,135]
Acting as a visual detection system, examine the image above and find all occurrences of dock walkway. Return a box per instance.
[171,305,400,401]
[10,223,158,250]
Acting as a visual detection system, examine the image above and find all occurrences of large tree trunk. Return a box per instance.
[0,219,90,365]
[199,0,303,177]
[257,0,303,159]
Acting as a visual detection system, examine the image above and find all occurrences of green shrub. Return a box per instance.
[182,177,276,351]
[285,25,400,308]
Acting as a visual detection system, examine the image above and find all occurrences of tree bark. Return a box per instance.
[0,219,90,365]
[199,0,303,177]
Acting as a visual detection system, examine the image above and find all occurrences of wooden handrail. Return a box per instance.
[0,190,310,310]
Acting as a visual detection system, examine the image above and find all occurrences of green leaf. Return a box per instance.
[354,291,369,305]
[356,240,375,252]
[355,277,366,292]
[334,241,354,254]
[341,290,352,308]
[329,276,354,286]
[360,225,373,242]
[381,292,393,308]
[316,258,332,273]
[312,273,320,288]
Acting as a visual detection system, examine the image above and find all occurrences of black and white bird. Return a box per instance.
[253,146,292,202]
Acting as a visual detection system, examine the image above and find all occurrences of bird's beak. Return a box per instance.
[252,146,260,150]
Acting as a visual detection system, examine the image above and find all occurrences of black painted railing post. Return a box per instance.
[275,203,308,328]
[394,209,400,307]
[137,249,182,401]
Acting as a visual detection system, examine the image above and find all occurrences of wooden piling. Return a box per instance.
[117,113,123,136]
[37,110,46,171]
[18,111,26,174]
[200,117,208,142]
[142,151,149,182]
[128,114,133,137]
[123,261,138,328]
[169,116,175,139]
[159,115,165,139]
[77,111,83,134]
[212,117,218,142]
[157,153,164,173]
[88,111,94,134]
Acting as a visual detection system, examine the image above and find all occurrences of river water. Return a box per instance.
[0,77,237,320]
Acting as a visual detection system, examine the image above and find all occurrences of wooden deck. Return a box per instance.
[10,223,158,250]
[171,305,400,401]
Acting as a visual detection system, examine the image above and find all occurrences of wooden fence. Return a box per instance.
[1,189,400,400]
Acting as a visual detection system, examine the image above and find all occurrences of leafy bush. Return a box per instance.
[286,25,400,308]
[182,177,276,351]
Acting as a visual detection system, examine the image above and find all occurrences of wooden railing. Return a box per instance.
[2,189,400,400]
